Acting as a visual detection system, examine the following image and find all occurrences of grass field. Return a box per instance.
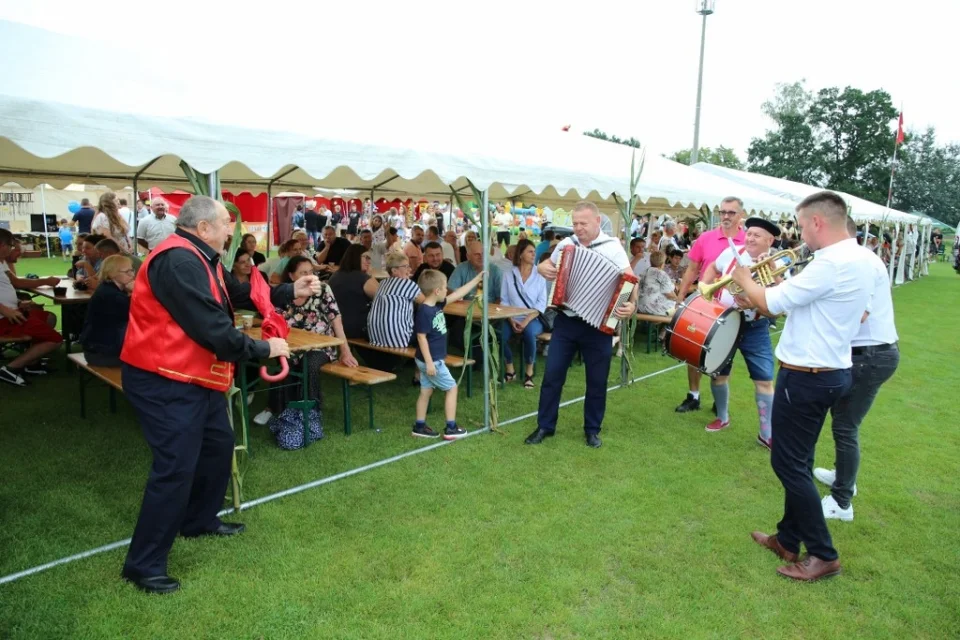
[1,257,958,639]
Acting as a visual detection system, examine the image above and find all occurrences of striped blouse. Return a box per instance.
[368,277,421,348]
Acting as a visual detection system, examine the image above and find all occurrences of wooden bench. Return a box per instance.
[67,353,123,417]
[635,313,672,353]
[347,338,476,396]
[319,363,397,435]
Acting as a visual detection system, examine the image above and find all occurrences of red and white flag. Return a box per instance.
[896,112,905,145]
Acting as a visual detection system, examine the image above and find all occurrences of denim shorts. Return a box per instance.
[717,317,774,380]
[415,359,457,391]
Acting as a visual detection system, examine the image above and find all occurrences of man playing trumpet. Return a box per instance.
[698,217,781,446]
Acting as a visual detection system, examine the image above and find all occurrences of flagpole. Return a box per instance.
[885,106,904,210]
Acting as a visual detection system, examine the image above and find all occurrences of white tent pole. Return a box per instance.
[266,186,273,258]
[908,224,918,280]
[480,190,490,432]
[39,184,51,258]
[888,222,899,285]
[895,225,907,284]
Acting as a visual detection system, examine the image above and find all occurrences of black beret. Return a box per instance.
[745,217,781,237]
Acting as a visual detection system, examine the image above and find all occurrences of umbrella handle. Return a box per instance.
[260,356,289,382]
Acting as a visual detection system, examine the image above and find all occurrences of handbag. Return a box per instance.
[268,406,323,450]
[511,272,554,332]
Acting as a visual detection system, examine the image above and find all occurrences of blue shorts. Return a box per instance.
[62,243,73,252]
[415,359,457,391]
[717,317,774,381]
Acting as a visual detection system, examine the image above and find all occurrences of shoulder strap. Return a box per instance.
[512,271,535,310]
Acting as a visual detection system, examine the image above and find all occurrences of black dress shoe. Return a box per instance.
[585,433,602,448]
[183,522,246,538]
[524,428,554,445]
[675,394,701,413]
[122,572,180,595]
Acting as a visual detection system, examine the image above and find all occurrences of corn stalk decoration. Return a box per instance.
[452,184,501,433]
[612,148,646,385]
[180,160,248,509]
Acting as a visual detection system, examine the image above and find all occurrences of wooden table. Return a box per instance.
[27,277,93,354]
[443,299,538,385]
[236,327,344,452]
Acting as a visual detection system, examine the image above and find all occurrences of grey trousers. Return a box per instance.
[828,344,900,508]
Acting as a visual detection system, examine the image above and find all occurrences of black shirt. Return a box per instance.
[328,270,372,339]
[315,237,352,266]
[304,210,321,232]
[413,260,455,283]
[73,207,95,234]
[250,250,266,266]
[347,212,361,231]
[146,229,296,363]
[80,281,130,357]
[414,303,447,362]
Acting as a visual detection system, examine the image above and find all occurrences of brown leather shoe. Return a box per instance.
[777,556,842,582]
[751,531,799,563]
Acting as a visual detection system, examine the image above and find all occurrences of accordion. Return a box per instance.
[548,244,638,335]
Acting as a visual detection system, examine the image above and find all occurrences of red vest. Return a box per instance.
[120,233,234,391]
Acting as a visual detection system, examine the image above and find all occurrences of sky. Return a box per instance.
[1,0,957,160]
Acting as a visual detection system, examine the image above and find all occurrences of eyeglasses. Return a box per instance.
[719,210,740,217]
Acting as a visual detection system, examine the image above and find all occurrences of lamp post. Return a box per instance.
[690,0,716,166]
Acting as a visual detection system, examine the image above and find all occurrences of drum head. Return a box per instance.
[703,309,743,374]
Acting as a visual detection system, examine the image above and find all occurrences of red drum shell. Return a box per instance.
[664,294,744,375]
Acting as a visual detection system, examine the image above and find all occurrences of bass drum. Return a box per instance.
[664,293,745,376]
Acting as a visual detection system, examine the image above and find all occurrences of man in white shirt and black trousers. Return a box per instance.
[812,216,899,522]
[731,191,874,582]
[526,201,636,448]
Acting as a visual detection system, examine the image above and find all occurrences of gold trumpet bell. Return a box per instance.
[697,245,809,299]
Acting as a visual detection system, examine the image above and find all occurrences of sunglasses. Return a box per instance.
[719,210,740,217]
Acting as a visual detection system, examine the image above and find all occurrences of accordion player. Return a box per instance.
[548,244,639,335]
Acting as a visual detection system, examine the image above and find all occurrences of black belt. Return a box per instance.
[851,342,898,356]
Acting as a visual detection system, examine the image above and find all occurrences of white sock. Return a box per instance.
[689,390,700,400]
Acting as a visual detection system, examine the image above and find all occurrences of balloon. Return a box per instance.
[67,201,81,214]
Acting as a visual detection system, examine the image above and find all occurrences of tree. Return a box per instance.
[808,86,898,203]
[583,129,641,149]
[668,146,744,169]
[747,81,825,184]
[747,82,900,203]
[894,127,960,227]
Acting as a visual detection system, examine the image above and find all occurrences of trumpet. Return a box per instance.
[698,244,811,298]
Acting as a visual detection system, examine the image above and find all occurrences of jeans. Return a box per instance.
[771,367,852,561]
[537,313,613,435]
[828,345,899,508]
[307,230,321,249]
[502,317,543,367]
[716,317,774,380]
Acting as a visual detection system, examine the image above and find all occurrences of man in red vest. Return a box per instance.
[119,195,315,595]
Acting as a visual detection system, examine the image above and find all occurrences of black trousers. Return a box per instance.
[770,367,852,561]
[121,364,235,578]
[537,313,613,435]
[496,231,511,249]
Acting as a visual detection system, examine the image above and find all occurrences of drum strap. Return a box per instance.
[722,247,749,277]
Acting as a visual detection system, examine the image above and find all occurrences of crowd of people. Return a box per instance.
[0,187,920,593]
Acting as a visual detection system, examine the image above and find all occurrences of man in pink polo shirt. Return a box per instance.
[674,196,746,413]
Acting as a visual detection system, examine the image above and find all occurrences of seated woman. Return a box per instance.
[637,251,679,339]
[73,234,105,289]
[499,238,546,389]
[79,254,136,367]
[663,248,685,287]
[254,256,358,431]
[328,244,378,339]
[366,251,426,378]
[231,250,267,285]
[240,233,266,266]
[261,239,300,285]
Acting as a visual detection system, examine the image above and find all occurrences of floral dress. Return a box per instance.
[637,267,677,317]
[279,283,342,363]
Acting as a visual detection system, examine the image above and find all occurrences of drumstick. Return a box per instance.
[728,237,749,267]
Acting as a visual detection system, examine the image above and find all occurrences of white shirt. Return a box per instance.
[494,212,514,232]
[136,214,178,250]
[551,231,630,271]
[766,238,874,369]
[441,241,457,264]
[0,262,18,308]
[118,206,135,237]
[631,255,651,278]
[714,245,759,322]
[853,245,899,346]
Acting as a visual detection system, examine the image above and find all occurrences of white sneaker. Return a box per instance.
[813,468,857,496]
[822,494,854,522]
[253,409,273,425]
